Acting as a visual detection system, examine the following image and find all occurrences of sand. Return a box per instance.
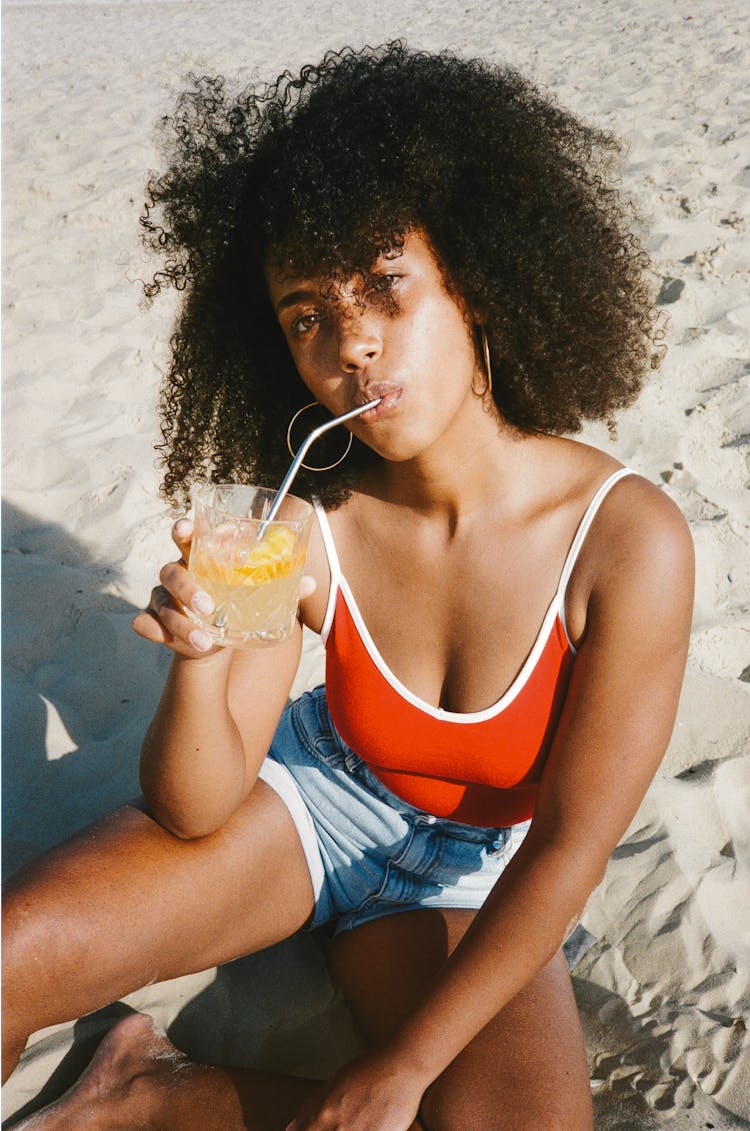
[2,0,749,1126]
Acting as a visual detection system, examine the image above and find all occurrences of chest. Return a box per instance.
[329,514,577,713]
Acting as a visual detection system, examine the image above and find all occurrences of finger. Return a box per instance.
[171,516,194,562]
[132,585,177,644]
[131,608,171,646]
[132,606,215,656]
[134,587,216,656]
[153,594,216,653]
[159,560,215,621]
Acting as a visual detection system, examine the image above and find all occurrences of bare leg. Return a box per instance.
[6,1013,320,1131]
[2,783,315,1081]
[332,909,593,1131]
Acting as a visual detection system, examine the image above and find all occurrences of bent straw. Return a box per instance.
[258,398,382,534]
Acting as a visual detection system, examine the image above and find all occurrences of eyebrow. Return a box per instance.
[274,287,318,314]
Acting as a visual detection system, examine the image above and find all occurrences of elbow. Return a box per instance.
[166,823,219,842]
[143,800,228,841]
[559,857,608,947]
[139,773,237,841]
[576,847,610,900]
[565,853,608,916]
[525,833,609,931]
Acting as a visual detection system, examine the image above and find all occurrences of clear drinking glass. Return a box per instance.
[187,484,313,647]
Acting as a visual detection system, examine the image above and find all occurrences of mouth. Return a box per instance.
[353,384,404,422]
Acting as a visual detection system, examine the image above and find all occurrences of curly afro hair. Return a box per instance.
[141,40,662,508]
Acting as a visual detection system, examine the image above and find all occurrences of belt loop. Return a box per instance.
[314,684,328,732]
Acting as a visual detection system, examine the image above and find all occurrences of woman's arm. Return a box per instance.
[133,519,304,839]
[391,481,694,1081]
[292,479,694,1130]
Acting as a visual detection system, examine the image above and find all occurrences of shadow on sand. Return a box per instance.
[2,500,362,1125]
[2,499,169,876]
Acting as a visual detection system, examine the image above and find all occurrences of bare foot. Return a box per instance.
[8,1012,191,1129]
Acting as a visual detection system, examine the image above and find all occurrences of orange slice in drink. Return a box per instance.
[199,526,301,588]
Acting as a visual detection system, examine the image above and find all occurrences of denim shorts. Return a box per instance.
[258,686,531,934]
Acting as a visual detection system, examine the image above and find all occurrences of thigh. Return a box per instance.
[3,783,315,1041]
[330,909,593,1131]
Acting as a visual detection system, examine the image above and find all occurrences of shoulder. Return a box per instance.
[542,437,693,602]
[590,472,694,583]
[581,471,695,643]
[551,439,694,647]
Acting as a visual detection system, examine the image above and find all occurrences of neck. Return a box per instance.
[368,404,533,526]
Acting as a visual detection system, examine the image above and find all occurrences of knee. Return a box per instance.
[2,885,41,1073]
[2,868,84,1028]
[3,870,62,971]
[1,911,29,1079]
[2,881,49,1014]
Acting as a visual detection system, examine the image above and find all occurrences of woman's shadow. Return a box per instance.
[2,499,362,1125]
[2,498,171,876]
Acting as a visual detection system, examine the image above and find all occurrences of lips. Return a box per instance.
[353,383,404,421]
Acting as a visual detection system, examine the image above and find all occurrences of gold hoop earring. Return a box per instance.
[480,326,493,396]
[286,401,353,471]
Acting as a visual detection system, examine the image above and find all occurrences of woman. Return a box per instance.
[2,42,693,1130]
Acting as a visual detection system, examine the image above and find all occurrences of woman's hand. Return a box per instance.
[132,517,318,659]
[286,1051,426,1131]
[131,518,223,659]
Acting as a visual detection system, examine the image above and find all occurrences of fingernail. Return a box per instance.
[189,630,213,652]
[192,591,214,616]
[174,518,192,537]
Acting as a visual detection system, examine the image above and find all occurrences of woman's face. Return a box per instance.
[265,230,487,463]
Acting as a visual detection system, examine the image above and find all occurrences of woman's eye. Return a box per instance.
[367,274,402,301]
[290,311,322,337]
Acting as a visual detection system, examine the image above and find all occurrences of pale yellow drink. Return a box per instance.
[187,485,313,647]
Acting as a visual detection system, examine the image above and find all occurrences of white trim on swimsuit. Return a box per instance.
[260,466,636,900]
[313,467,634,721]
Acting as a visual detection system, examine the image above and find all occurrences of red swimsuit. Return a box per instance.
[316,469,632,828]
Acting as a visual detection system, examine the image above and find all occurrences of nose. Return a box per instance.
[335,311,382,374]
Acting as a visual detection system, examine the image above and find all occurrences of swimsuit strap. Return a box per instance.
[555,467,636,639]
[312,499,342,643]
[315,467,635,646]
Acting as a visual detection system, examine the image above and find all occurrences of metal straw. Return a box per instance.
[258,399,382,535]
